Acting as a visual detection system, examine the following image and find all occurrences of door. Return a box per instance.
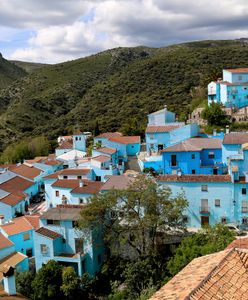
[201,199,208,213]
[171,155,177,167]
[213,168,218,175]
[201,216,209,227]
[158,144,164,151]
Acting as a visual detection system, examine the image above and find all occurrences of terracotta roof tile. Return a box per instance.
[56,140,73,150]
[36,227,62,240]
[146,125,181,133]
[108,136,140,144]
[41,207,83,221]
[0,193,24,206]
[226,237,248,250]
[43,170,63,179]
[225,68,248,73]
[0,176,33,195]
[101,175,135,190]
[91,155,111,163]
[72,181,104,194]
[162,138,222,152]
[0,233,13,250]
[12,164,43,180]
[1,216,35,235]
[223,133,248,145]
[157,174,232,183]
[59,168,90,176]
[97,147,117,155]
[51,179,79,189]
[23,215,40,230]
[95,132,123,139]
[0,252,27,280]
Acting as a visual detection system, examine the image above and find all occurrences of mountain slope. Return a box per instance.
[1,40,248,151]
[0,53,27,89]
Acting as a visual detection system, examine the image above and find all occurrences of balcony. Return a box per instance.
[199,206,210,214]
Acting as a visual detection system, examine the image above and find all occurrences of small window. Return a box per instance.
[75,137,78,141]
[23,233,30,241]
[40,244,48,254]
[131,145,134,148]
[242,201,248,213]
[77,176,82,179]
[95,176,101,182]
[208,152,215,159]
[79,198,84,204]
[201,185,208,192]
[79,137,81,141]
[192,170,196,174]
[215,199,220,207]
[238,75,242,81]
[192,154,195,159]
[63,176,68,179]
[55,191,59,197]
[72,221,77,228]
[150,134,154,140]
[233,95,236,100]
[47,219,60,226]
[242,188,247,195]
[182,215,189,223]
[221,217,227,224]
[242,217,248,225]
[26,248,33,257]
[98,254,102,265]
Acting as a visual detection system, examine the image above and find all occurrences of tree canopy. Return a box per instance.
[201,103,230,127]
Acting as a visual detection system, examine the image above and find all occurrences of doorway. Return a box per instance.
[201,216,209,227]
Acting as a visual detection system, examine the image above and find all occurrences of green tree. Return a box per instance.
[32,260,63,300]
[167,224,235,276]
[61,267,80,299]
[28,136,50,157]
[79,175,188,258]
[201,103,230,127]
[16,270,34,298]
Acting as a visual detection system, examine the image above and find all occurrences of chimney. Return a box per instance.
[79,180,84,188]
[0,215,5,225]
[213,129,217,136]
[226,125,230,134]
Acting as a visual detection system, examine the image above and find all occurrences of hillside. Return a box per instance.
[10,60,49,73]
[0,53,27,89]
[1,39,248,152]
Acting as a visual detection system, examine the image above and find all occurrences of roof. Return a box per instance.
[12,164,43,180]
[97,147,117,155]
[0,164,17,171]
[72,181,104,194]
[146,125,181,133]
[1,216,35,235]
[0,233,13,250]
[36,227,62,240]
[150,248,248,300]
[0,176,33,195]
[225,68,248,73]
[157,174,232,183]
[25,156,63,166]
[223,132,248,144]
[161,138,222,153]
[91,155,111,163]
[40,207,83,221]
[0,171,17,184]
[56,140,73,150]
[108,136,141,145]
[101,175,135,191]
[0,252,27,281]
[43,170,63,179]
[95,132,123,139]
[51,179,79,189]
[23,215,40,230]
[0,193,24,206]
[57,149,86,161]
[59,168,90,176]
[226,237,248,250]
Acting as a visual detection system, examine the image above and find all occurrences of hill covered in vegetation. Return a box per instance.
[1,39,248,153]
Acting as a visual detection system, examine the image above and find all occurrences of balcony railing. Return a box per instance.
[199,206,210,214]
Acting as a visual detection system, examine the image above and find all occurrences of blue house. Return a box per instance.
[0,215,40,258]
[161,138,223,175]
[208,68,248,108]
[34,206,105,276]
[0,232,28,278]
[55,132,87,157]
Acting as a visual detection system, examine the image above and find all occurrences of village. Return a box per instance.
[1,68,248,298]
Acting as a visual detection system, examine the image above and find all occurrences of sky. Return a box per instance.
[1,0,248,64]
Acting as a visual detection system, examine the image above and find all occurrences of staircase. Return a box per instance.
[125,156,141,172]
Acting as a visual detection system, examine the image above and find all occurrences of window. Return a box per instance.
[78,137,81,141]
[47,219,60,226]
[192,154,195,159]
[192,170,196,174]
[77,176,82,179]
[150,144,154,149]
[95,176,101,181]
[40,244,48,254]
[242,201,248,213]
[242,188,247,195]
[182,215,189,223]
[208,152,215,159]
[98,254,102,265]
[221,217,227,224]
[72,221,77,228]
[75,137,78,141]
[23,233,30,241]
[238,75,242,81]
[215,199,221,207]
[79,198,84,204]
[55,190,59,197]
[233,95,236,100]
[26,248,33,257]
[242,217,248,225]
[150,134,154,140]
[201,185,208,192]
[75,238,84,253]
[171,155,177,167]
[63,176,68,179]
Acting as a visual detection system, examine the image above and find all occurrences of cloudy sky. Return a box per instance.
[1,0,248,63]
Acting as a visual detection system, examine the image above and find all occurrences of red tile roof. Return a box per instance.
[226,237,248,250]
[0,193,24,206]
[146,125,181,133]
[225,68,248,73]
[43,170,63,179]
[51,179,79,189]
[56,140,73,150]
[223,132,248,144]
[36,227,62,240]
[24,215,40,230]
[109,136,140,144]
[59,168,90,175]
[101,175,135,191]
[150,248,248,300]
[0,233,13,250]
[0,164,17,171]
[91,155,111,163]
[1,216,35,235]
[95,132,123,139]
[97,147,117,155]
[12,164,43,180]
[161,138,222,153]
[72,181,104,194]
[157,174,232,183]
[0,176,33,195]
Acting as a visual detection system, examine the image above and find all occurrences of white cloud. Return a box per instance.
[4,0,248,63]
